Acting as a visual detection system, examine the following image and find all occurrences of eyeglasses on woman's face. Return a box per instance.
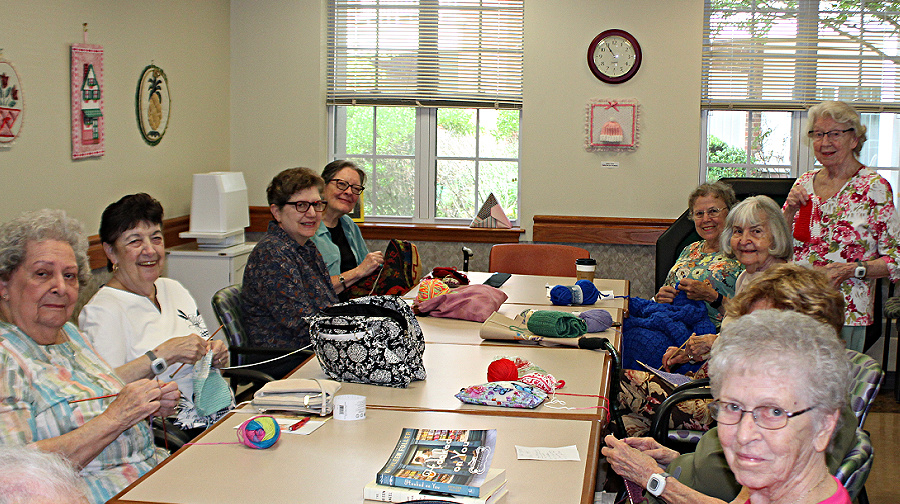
[807,128,854,142]
[691,207,723,220]
[284,200,328,213]
[708,400,814,430]
[330,178,365,195]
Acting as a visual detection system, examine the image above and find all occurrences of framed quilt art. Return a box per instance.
[0,57,24,147]
[585,98,640,153]
[136,64,170,146]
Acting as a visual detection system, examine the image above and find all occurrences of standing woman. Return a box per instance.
[241,167,338,379]
[311,160,384,300]
[783,100,900,352]
[79,194,233,439]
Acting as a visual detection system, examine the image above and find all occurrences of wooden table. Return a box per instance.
[110,408,600,504]
[289,343,611,422]
[416,304,622,349]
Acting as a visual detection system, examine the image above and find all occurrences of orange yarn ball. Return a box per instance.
[487,358,519,382]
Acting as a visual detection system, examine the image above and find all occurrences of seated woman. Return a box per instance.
[656,182,743,327]
[604,264,858,503]
[79,194,233,439]
[0,209,179,504]
[241,167,338,379]
[620,195,792,436]
[310,160,384,300]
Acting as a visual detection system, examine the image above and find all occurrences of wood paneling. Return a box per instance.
[533,215,674,246]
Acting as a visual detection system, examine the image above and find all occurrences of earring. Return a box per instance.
[1,293,8,301]
[112,263,119,273]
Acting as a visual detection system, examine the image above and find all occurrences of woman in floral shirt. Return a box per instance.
[783,100,900,352]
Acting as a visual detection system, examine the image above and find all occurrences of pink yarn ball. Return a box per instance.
[488,358,519,382]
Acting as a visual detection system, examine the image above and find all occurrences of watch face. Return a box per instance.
[588,29,642,83]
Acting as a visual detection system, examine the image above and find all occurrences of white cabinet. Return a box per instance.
[165,242,255,333]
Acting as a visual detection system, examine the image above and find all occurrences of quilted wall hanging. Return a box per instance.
[585,98,640,153]
[0,55,24,147]
[71,43,105,159]
[136,64,170,146]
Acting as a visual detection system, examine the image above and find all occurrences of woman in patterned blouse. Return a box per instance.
[783,100,900,352]
[241,167,338,379]
[0,209,179,504]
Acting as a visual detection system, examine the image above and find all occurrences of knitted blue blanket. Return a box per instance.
[621,291,717,372]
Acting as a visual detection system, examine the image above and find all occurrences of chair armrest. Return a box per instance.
[230,345,308,357]
[671,377,710,394]
[650,387,714,446]
[221,368,276,384]
[151,417,189,453]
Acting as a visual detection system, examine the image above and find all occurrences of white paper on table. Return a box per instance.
[234,417,327,435]
[598,290,614,299]
[515,445,580,461]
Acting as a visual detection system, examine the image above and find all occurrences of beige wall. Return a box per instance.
[2,0,231,233]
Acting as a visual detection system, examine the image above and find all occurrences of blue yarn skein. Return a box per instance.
[550,279,600,306]
[579,309,613,332]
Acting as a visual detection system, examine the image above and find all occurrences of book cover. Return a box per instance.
[364,479,508,504]
[376,428,499,497]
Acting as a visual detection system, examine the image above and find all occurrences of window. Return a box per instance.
[326,0,523,223]
[701,0,900,202]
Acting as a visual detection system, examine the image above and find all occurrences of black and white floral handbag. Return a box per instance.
[308,295,426,388]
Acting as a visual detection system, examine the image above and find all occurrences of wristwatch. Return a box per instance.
[710,292,724,309]
[647,472,670,497]
[855,261,867,279]
[145,350,167,375]
[339,274,347,289]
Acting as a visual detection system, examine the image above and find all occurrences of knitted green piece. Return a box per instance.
[526,310,588,338]
[885,297,900,319]
[193,351,233,416]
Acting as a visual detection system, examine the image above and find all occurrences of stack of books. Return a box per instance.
[364,427,508,504]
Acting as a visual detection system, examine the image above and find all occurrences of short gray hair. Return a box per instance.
[720,195,793,260]
[688,181,738,215]
[0,209,91,289]
[807,100,867,156]
[0,447,89,504]
[709,310,850,433]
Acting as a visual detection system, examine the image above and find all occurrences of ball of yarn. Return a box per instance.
[520,372,562,394]
[579,309,613,332]
[416,278,451,303]
[550,280,600,305]
[236,415,281,449]
[487,358,519,382]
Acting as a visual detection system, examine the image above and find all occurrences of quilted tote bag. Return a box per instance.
[346,239,422,298]
[308,295,426,388]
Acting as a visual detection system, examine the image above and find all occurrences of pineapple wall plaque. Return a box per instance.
[135,64,169,146]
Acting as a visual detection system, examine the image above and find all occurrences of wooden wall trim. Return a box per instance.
[248,206,524,243]
[533,215,675,246]
[87,215,192,270]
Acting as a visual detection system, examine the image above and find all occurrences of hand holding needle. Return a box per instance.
[168,324,225,378]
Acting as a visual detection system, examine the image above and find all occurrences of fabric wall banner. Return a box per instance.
[71,44,105,159]
[0,58,24,147]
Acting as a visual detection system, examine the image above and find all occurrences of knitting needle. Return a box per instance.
[168,324,225,378]
[68,393,118,404]
[660,336,693,371]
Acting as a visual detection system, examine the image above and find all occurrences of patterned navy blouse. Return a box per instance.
[241,221,338,349]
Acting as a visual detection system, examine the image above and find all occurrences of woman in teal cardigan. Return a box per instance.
[311,160,384,300]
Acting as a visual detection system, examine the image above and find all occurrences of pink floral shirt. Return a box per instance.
[787,168,900,326]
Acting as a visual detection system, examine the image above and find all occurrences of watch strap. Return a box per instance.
[710,292,724,309]
[145,350,158,361]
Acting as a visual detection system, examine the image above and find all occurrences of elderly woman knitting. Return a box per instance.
[0,209,179,504]
[604,309,853,504]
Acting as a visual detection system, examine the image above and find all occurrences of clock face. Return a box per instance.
[587,29,642,84]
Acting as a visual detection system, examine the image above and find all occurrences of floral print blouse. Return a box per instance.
[663,241,743,326]
[787,167,900,326]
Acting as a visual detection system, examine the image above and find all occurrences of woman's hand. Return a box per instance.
[685,333,717,360]
[210,339,230,369]
[601,434,666,488]
[104,379,181,431]
[662,346,690,371]
[677,278,718,303]
[157,334,209,365]
[357,251,385,277]
[655,285,678,304]
[783,185,810,219]
[821,262,857,288]
[622,437,680,467]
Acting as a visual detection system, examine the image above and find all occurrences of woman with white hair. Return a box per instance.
[604,309,852,504]
[783,100,900,352]
[0,446,89,504]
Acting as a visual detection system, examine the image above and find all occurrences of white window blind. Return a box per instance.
[327,0,524,109]
[702,0,900,112]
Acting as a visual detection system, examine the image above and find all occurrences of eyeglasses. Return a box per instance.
[708,400,815,430]
[691,207,724,220]
[285,200,328,213]
[330,178,365,195]
[807,128,854,141]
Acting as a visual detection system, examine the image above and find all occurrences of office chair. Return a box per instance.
[654,177,796,293]
[488,243,590,277]
[834,428,874,504]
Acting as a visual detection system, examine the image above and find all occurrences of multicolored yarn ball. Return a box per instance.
[487,358,519,382]
[236,415,281,449]
[416,278,451,303]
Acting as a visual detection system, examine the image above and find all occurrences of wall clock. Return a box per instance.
[587,29,642,84]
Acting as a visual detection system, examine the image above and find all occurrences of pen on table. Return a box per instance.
[289,417,311,431]
[169,324,225,378]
